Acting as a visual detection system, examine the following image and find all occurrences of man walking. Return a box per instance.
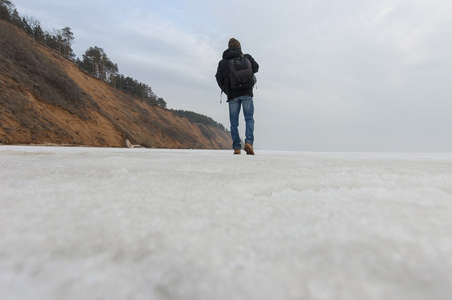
[216,38,259,155]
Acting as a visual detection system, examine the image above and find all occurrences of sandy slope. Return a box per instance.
[0,21,230,149]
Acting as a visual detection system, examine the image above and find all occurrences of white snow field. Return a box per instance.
[1,146,452,300]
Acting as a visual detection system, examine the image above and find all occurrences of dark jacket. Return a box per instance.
[215,47,259,101]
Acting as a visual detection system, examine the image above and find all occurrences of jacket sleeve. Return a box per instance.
[215,62,225,92]
[246,54,259,74]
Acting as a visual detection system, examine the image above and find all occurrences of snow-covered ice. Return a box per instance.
[1,146,451,300]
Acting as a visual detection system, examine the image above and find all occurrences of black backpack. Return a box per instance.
[228,54,256,90]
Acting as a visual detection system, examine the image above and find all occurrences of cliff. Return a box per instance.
[0,20,230,149]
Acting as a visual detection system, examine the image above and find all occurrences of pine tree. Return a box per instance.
[61,27,75,59]
[0,0,12,21]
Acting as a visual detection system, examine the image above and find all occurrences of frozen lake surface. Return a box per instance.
[1,146,452,300]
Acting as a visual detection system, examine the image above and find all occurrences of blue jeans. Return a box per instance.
[228,95,254,150]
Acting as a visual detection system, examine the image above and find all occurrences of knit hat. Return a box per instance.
[228,38,241,50]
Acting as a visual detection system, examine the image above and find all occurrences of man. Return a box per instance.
[215,38,259,155]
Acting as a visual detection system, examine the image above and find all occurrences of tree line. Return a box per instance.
[1,0,166,108]
[171,109,226,131]
[74,46,166,108]
[1,1,76,59]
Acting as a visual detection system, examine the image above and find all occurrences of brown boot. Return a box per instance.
[233,149,241,155]
[244,143,254,155]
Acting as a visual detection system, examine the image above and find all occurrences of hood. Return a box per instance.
[222,47,242,59]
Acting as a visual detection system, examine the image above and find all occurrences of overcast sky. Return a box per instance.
[11,0,452,151]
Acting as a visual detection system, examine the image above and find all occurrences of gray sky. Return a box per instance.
[11,0,452,151]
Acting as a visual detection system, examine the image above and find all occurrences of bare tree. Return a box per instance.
[23,16,44,41]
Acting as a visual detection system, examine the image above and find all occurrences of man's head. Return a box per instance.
[228,38,241,50]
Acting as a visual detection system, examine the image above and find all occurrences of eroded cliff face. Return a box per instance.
[0,21,230,149]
